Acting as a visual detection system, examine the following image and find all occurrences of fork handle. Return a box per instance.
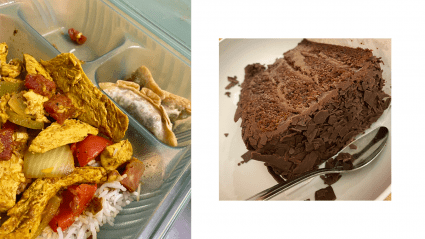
[246,168,340,201]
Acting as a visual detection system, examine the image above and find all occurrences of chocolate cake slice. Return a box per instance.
[234,39,391,181]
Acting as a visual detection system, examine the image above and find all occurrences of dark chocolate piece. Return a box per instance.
[225,92,231,97]
[225,76,239,89]
[241,151,252,162]
[320,173,341,185]
[228,76,238,83]
[320,152,354,185]
[315,186,336,200]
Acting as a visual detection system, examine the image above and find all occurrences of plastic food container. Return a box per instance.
[0,0,191,238]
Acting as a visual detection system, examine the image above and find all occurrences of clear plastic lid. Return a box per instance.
[109,0,191,60]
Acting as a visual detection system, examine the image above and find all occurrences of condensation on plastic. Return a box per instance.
[0,0,191,238]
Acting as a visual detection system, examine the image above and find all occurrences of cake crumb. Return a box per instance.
[224,133,229,137]
[225,92,231,97]
[349,144,357,149]
[13,29,18,36]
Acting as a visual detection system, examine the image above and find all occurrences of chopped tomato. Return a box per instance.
[120,159,145,192]
[2,121,18,131]
[0,128,13,160]
[24,74,56,97]
[44,93,76,124]
[76,35,87,44]
[75,135,112,166]
[68,28,87,45]
[49,184,97,232]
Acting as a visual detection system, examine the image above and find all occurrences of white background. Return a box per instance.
[192,0,425,238]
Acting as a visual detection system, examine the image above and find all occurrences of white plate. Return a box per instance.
[219,39,391,201]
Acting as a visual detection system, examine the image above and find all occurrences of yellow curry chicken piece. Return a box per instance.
[29,119,98,153]
[0,94,11,124]
[0,154,26,213]
[40,53,128,142]
[23,54,54,81]
[22,90,50,123]
[1,59,23,79]
[100,139,133,171]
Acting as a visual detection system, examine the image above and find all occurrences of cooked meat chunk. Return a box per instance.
[23,90,50,123]
[0,167,107,238]
[40,53,128,141]
[23,54,53,82]
[100,139,133,171]
[1,58,23,78]
[0,94,11,125]
[15,178,32,195]
[120,159,145,192]
[0,153,26,213]
[107,170,121,182]
[29,119,98,153]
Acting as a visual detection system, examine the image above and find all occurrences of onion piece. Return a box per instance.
[8,92,28,116]
[24,145,75,178]
[31,195,62,239]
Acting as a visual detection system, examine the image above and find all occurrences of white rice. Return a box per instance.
[38,181,138,239]
[87,160,101,167]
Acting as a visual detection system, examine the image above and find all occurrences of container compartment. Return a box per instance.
[92,34,191,101]
[93,42,191,145]
[17,0,126,61]
[0,9,58,60]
